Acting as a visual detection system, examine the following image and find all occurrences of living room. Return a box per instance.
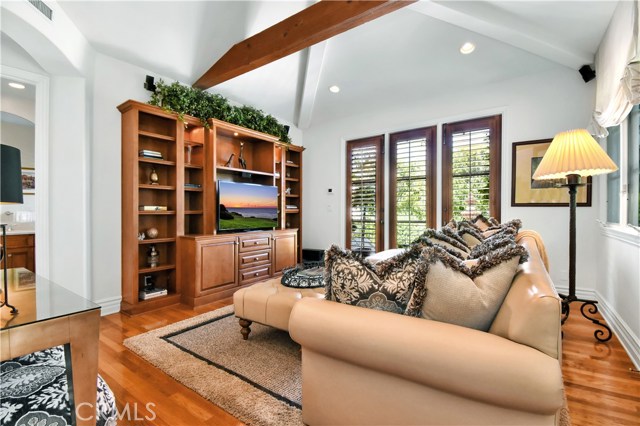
[1,1,638,425]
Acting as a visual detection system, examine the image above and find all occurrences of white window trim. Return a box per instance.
[601,108,640,246]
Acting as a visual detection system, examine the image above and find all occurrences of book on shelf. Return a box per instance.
[139,205,168,211]
[184,183,202,188]
[140,149,162,156]
[139,287,168,300]
[286,205,298,209]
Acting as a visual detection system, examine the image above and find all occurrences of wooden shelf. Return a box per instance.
[217,165,274,177]
[185,163,204,169]
[139,130,176,142]
[138,238,176,245]
[285,194,300,198]
[286,209,300,214]
[285,162,300,168]
[138,210,176,215]
[185,210,204,215]
[285,177,299,182]
[139,184,176,191]
[184,187,203,192]
[185,140,204,147]
[139,157,176,166]
[138,264,176,274]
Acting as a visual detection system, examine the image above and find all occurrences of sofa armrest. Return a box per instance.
[289,298,564,415]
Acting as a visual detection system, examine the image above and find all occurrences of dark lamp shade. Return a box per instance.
[1,144,24,204]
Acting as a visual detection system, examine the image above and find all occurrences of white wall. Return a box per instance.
[302,66,600,293]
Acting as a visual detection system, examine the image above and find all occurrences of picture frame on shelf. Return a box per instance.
[511,139,591,207]
[21,167,35,195]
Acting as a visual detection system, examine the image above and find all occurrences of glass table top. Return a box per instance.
[1,268,100,330]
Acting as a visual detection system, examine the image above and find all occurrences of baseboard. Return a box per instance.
[94,296,122,316]
[595,291,640,370]
[555,286,640,369]
[552,285,595,301]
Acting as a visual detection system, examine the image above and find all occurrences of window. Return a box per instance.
[442,115,502,223]
[346,136,384,253]
[389,127,437,247]
[607,105,639,227]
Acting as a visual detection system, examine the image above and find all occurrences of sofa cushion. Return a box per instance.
[324,245,427,315]
[471,214,499,231]
[483,218,523,237]
[415,244,528,331]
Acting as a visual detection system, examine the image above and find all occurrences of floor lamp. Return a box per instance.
[1,144,24,314]
[532,129,618,342]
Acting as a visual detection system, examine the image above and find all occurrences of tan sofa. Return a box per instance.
[289,232,566,425]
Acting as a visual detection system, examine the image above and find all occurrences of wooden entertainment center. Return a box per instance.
[118,100,302,314]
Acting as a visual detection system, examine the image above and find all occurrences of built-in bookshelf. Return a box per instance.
[119,100,303,314]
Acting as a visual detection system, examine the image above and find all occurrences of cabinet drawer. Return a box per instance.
[239,235,271,252]
[239,250,271,268]
[5,234,35,249]
[239,265,271,284]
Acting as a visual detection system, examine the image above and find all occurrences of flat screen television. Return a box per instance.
[217,181,279,232]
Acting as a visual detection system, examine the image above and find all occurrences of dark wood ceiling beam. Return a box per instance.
[193,0,415,89]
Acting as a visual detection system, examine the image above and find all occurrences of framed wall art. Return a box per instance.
[511,139,591,206]
[21,168,35,195]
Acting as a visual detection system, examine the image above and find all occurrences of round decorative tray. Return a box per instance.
[281,265,324,289]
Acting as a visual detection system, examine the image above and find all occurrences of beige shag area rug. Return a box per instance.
[123,305,302,426]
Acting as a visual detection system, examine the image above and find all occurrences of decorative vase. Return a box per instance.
[147,245,159,268]
[150,167,159,185]
[145,227,159,239]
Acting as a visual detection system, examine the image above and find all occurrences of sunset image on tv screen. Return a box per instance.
[218,181,278,231]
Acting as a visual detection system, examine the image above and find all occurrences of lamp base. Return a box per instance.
[560,293,612,342]
[1,224,19,314]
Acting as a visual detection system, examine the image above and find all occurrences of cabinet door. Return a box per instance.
[272,233,297,274]
[3,248,33,272]
[201,239,237,291]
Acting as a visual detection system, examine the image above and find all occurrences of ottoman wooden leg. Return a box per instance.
[239,318,252,340]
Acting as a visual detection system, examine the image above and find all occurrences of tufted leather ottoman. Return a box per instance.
[233,276,324,339]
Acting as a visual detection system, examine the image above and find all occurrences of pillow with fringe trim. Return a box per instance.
[483,219,523,237]
[412,229,470,259]
[457,226,485,248]
[468,233,517,259]
[414,244,529,331]
[471,214,498,231]
[324,244,428,316]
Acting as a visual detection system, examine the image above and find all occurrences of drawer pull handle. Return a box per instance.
[255,272,259,276]
[254,257,259,261]
[254,241,259,245]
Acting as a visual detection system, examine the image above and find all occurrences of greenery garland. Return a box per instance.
[148,79,291,143]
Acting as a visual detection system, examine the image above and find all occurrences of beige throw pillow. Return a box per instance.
[416,245,528,331]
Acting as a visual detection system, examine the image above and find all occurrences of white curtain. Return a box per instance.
[590,0,640,137]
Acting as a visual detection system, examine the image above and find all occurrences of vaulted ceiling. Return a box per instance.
[58,1,617,128]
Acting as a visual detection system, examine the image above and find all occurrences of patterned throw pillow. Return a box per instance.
[324,245,428,316]
[483,218,523,237]
[412,244,529,331]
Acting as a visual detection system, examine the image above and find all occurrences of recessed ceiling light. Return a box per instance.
[460,42,476,55]
[329,85,340,94]
[8,82,25,89]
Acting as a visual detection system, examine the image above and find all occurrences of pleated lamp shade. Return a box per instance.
[1,144,24,204]
[532,129,618,180]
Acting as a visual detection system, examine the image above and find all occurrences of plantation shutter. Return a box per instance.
[390,127,437,247]
[443,115,501,223]
[346,136,384,253]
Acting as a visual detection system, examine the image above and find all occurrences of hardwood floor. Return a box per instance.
[561,305,640,425]
[100,301,639,426]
